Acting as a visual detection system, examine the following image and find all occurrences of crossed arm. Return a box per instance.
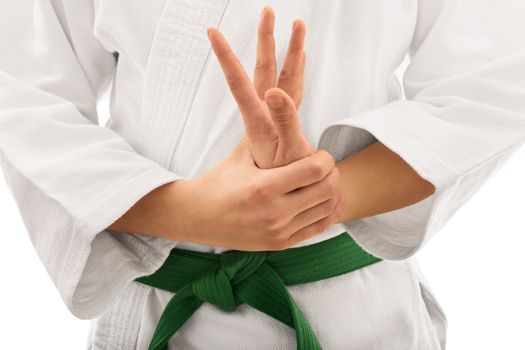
[109,7,435,249]
[206,7,435,220]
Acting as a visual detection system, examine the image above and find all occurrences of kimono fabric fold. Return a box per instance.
[135,232,382,350]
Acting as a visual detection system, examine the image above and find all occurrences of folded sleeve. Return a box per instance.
[0,1,184,319]
[317,0,525,260]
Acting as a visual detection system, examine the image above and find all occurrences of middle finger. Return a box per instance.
[254,6,277,100]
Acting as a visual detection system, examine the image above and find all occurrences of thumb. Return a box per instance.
[264,87,302,138]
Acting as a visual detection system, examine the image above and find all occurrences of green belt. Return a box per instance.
[135,232,382,350]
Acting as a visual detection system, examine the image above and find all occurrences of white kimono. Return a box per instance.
[1,0,525,349]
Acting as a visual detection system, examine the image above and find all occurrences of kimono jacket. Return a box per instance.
[1,0,525,349]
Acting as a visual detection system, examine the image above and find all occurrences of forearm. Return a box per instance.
[335,141,436,223]
[107,179,196,241]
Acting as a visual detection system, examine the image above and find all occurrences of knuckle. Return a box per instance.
[307,161,324,181]
[258,27,274,38]
[261,208,283,228]
[268,227,287,241]
[321,177,336,197]
[317,149,335,167]
[246,181,271,202]
[255,58,274,72]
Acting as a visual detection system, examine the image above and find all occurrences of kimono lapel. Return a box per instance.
[139,0,231,169]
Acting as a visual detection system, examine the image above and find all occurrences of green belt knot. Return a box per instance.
[192,251,268,312]
[135,232,383,350]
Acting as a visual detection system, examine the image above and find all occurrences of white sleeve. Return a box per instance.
[0,1,184,319]
[317,0,525,260]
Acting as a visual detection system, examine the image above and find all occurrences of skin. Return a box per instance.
[109,7,344,251]
[108,137,344,251]
[207,7,313,169]
[108,6,435,251]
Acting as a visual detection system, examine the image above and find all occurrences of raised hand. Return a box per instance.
[109,7,346,251]
[206,6,314,169]
[111,7,346,251]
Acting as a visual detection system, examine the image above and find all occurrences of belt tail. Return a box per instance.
[236,262,323,350]
[148,285,204,350]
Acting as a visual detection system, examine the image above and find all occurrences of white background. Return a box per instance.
[1,33,525,350]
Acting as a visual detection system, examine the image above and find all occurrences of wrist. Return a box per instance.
[334,159,355,224]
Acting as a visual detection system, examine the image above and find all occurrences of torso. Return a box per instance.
[88,1,446,348]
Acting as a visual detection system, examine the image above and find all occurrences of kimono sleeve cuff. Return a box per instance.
[61,167,183,319]
[317,100,458,261]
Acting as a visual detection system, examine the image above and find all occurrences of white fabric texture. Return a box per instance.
[0,0,524,349]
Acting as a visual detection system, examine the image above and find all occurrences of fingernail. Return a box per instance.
[265,94,284,107]
[206,28,212,40]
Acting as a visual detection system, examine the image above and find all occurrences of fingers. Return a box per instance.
[207,27,274,145]
[282,167,341,216]
[285,194,342,238]
[264,149,335,193]
[277,19,306,108]
[283,197,345,249]
[254,6,277,100]
[264,87,302,144]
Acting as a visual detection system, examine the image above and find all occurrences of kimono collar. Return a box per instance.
[139,0,231,169]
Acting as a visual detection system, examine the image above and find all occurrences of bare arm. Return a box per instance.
[108,137,344,251]
[107,179,196,241]
[109,8,346,251]
[335,140,435,223]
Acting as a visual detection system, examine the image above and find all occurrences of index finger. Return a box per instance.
[207,28,273,143]
[254,6,277,100]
